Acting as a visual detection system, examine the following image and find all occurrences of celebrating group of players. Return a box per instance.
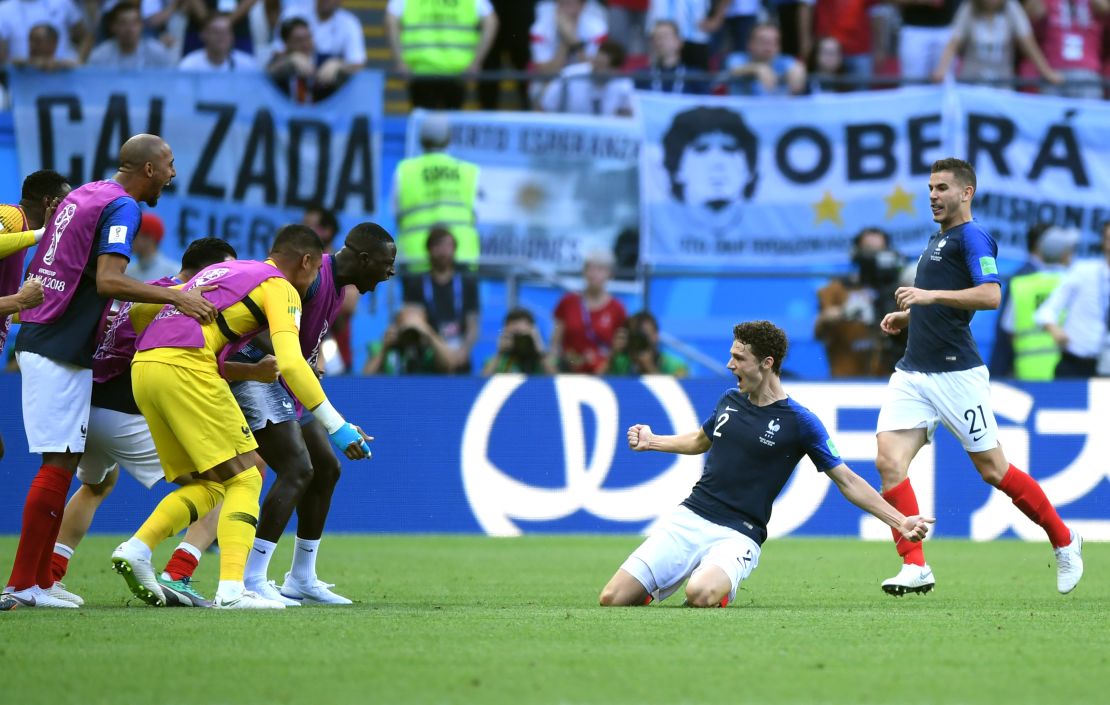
[1,133,397,610]
[0,136,1087,612]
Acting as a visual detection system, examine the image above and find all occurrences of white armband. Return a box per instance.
[311,399,345,434]
[32,227,45,243]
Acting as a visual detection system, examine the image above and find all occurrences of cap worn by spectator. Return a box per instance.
[140,212,165,243]
[419,113,451,147]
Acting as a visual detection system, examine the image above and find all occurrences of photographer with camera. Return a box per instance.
[362,307,452,375]
[605,311,689,377]
[481,308,557,376]
[815,227,907,377]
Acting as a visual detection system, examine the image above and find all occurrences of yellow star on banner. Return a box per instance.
[884,184,916,219]
[812,190,844,226]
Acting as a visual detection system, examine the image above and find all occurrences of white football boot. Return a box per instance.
[1,585,79,609]
[1054,531,1083,594]
[280,572,353,605]
[245,578,300,607]
[46,581,84,607]
[881,563,935,596]
[111,542,165,606]
[213,586,286,610]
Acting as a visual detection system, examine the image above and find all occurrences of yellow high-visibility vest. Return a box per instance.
[1010,270,1064,380]
[400,0,480,74]
[395,152,480,266]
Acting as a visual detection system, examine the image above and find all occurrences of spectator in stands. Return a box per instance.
[0,0,88,65]
[401,226,480,374]
[303,202,340,252]
[767,0,813,60]
[607,0,649,56]
[1024,0,1106,99]
[1035,222,1110,378]
[538,39,635,115]
[724,23,807,95]
[180,0,254,56]
[283,0,367,84]
[719,0,760,53]
[12,23,76,70]
[994,226,1078,380]
[88,2,176,69]
[386,0,499,110]
[362,307,452,375]
[606,311,689,376]
[392,115,481,268]
[479,0,538,109]
[646,0,725,70]
[636,19,708,94]
[896,0,960,81]
[814,227,907,377]
[931,0,1062,86]
[482,307,557,375]
[178,13,259,71]
[807,35,848,92]
[267,17,347,102]
[129,213,180,281]
[249,0,284,66]
[813,0,880,81]
[550,248,628,374]
[530,0,609,76]
[990,222,1051,377]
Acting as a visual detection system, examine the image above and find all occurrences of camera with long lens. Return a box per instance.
[626,327,651,356]
[511,331,538,360]
[854,249,904,291]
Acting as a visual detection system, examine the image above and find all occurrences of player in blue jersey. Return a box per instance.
[598,321,934,608]
[874,158,1082,596]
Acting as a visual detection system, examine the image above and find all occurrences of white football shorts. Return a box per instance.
[876,365,998,453]
[620,505,761,606]
[76,406,165,489]
[18,351,92,454]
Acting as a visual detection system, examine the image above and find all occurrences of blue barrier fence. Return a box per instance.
[1,375,1106,538]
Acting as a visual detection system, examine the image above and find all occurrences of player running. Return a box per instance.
[46,238,261,608]
[110,225,372,610]
[230,222,396,605]
[874,157,1082,596]
[3,135,216,610]
[599,321,934,608]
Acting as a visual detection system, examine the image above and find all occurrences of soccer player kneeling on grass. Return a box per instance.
[111,225,372,610]
[599,321,934,608]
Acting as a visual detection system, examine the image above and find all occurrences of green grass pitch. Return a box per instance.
[2,535,1107,705]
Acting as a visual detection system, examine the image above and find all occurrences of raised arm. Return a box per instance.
[96,254,217,323]
[627,424,711,455]
[826,464,934,541]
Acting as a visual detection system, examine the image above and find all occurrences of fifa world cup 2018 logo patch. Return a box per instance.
[42,203,77,266]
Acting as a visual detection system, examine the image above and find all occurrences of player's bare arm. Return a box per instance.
[895,282,1001,312]
[826,464,935,542]
[0,278,44,316]
[223,355,280,384]
[880,310,909,335]
[96,253,218,323]
[627,425,711,455]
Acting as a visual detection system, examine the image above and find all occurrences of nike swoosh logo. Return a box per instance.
[4,593,35,607]
[253,548,268,554]
[972,434,985,442]
[725,406,738,412]
[299,548,314,553]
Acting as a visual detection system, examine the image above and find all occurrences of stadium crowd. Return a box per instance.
[0,0,1107,109]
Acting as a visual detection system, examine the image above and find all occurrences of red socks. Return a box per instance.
[997,465,1071,548]
[881,478,926,566]
[51,551,70,583]
[163,549,200,581]
[6,465,72,591]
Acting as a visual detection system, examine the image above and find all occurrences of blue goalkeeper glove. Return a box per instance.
[329,422,371,458]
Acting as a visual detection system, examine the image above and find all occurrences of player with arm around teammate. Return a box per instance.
[874,157,1082,597]
[230,222,397,605]
[599,320,934,608]
[110,225,371,609]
